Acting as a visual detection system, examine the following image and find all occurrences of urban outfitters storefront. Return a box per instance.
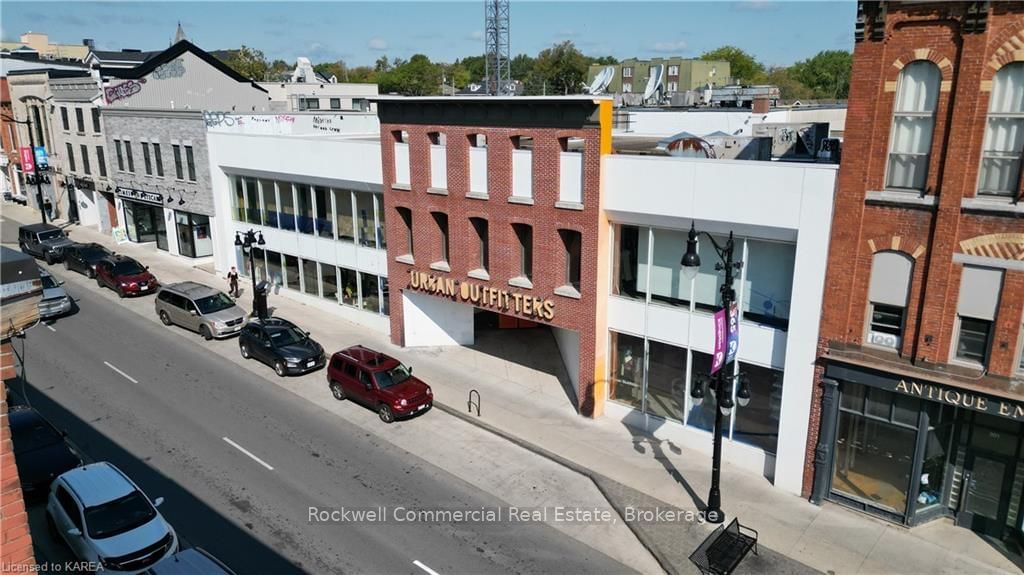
[819,361,1024,546]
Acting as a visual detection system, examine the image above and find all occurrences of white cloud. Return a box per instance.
[368,38,388,51]
[650,40,688,54]
[466,30,484,42]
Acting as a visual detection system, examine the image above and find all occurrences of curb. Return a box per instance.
[433,401,678,575]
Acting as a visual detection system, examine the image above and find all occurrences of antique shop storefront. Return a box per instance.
[819,361,1024,545]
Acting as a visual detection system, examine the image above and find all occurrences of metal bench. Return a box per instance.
[688,518,759,575]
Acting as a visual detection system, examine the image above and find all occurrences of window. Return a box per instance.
[314,186,332,238]
[649,227,694,308]
[185,145,196,181]
[245,177,261,225]
[114,140,124,171]
[283,254,299,290]
[667,81,678,92]
[60,107,69,131]
[330,98,341,109]
[301,258,319,296]
[866,251,913,349]
[279,183,296,231]
[295,184,313,234]
[646,340,687,423]
[470,217,489,272]
[65,143,76,172]
[733,362,784,454]
[375,194,386,249]
[339,267,358,306]
[142,142,152,175]
[687,350,726,433]
[153,143,164,177]
[609,331,644,410]
[80,144,90,175]
[266,250,283,287]
[75,108,84,133]
[560,229,581,291]
[433,212,449,264]
[232,176,245,222]
[380,277,390,316]
[125,140,135,173]
[623,67,633,78]
[979,62,1024,196]
[55,486,83,530]
[513,223,533,281]
[361,272,380,312]
[261,179,278,228]
[742,239,795,328]
[320,264,338,302]
[397,207,413,257]
[92,108,101,132]
[668,65,679,76]
[172,144,184,179]
[355,192,375,247]
[96,146,107,177]
[335,189,354,241]
[613,224,644,300]
[300,98,320,110]
[886,61,940,191]
[954,266,1003,366]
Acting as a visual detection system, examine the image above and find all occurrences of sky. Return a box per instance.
[2,1,857,69]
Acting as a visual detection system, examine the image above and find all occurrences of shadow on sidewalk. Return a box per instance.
[624,419,708,513]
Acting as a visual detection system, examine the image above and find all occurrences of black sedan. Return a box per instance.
[63,242,114,278]
[8,406,82,499]
[239,317,325,377]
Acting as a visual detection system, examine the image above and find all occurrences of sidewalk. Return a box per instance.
[9,205,1019,575]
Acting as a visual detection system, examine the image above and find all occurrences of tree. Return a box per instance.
[509,53,535,82]
[700,45,765,84]
[347,66,377,84]
[378,54,442,96]
[374,55,392,73]
[791,50,852,99]
[268,59,292,80]
[533,41,589,95]
[589,56,618,65]
[457,55,486,82]
[765,66,814,101]
[314,60,347,82]
[223,45,270,81]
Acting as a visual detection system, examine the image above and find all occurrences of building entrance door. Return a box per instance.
[957,449,1015,538]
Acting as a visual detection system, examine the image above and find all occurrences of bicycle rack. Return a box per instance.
[467,389,481,417]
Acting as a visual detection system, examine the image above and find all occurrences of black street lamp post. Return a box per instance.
[2,113,48,224]
[234,229,265,311]
[680,222,750,524]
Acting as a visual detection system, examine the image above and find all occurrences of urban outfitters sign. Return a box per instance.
[894,379,1024,421]
[407,270,555,321]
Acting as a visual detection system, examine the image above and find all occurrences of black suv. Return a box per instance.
[239,317,325,377]
[18,223,74,264]
[62,242,113,278]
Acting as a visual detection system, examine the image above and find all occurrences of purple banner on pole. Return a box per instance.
[726,302,740,365]
[711,308,727,374]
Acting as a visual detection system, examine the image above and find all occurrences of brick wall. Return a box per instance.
[802,3,1024,497]
[1,341,35,568]
[380,112,605,415]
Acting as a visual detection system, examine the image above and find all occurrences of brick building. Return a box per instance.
[805,1,1024,544]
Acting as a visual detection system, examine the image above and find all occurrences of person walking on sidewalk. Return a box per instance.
[227,266,240,298]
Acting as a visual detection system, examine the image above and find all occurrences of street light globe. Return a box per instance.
[680,222,701,281]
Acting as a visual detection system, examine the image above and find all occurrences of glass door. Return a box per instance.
[957,416,1020,538]
[156,209,168,251]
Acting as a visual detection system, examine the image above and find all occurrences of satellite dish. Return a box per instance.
[587,66,615,95]
[643,64,664,101]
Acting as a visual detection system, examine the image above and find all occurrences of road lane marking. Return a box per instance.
[413,560,440,575]
[103,361,138,384]
[222,437,274,471]
[45,324,56,332]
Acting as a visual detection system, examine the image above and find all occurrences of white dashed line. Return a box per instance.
[413,560,440,575]
[45,324,56,332]
[103,361,138,384]
[222,437,275,471]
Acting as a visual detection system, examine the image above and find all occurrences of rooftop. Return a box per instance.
[61,462,136,507]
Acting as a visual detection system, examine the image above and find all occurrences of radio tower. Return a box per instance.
[484,0,511,95]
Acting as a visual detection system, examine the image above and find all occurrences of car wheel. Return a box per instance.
[378,404,395,424]
[45,252,55,265]
[274,361,286,377]
[330,381,346,401]
[87,268,95,279]
[240,344,250,359]
[117,287,125,299]
[159,310,172,326]
[96,276,104,289]
[200,325,213,341]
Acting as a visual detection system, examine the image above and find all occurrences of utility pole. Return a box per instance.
[3,112,48,224]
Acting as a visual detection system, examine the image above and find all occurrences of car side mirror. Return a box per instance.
[305,331,311,337]
[189,309,198,316]
[153,497,164,507]
[145,266,150,270]
[58,280,65,285]
[408,366,413,374]
[67,527,82,537]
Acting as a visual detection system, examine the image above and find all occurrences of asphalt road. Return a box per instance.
[3,221,632,574]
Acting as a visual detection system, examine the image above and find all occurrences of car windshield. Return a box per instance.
[38,230,65,241]
[268,327,306,347]
[80,246,110,260]
[11,417,62,454]
[374,364,412,389]
[84,491,157,539]
[112,261,145,275]
[40,275,59,289]
[195,293,235,314]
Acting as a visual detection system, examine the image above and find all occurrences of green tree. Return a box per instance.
[790,50,853,99]
[268,59,292,80]
[509,53,535,82]
[533,41,589,95]
[347,66,377,83]
[223,45,270,81]
[765,66,814,101]
[589,55,618,66]
[314,60,347,82]
[374,55,392,73]
[700,45,765,84]
[379,54,442,96]
[457,55,486,82]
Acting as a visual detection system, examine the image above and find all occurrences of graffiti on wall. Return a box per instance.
[152,58,186,80]
[104,79,146,104]
[312,115,346,134]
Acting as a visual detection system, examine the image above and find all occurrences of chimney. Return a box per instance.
[752,96,770,115]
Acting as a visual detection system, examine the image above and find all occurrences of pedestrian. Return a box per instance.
[227,266,240,298]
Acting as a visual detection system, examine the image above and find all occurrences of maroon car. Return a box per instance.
[326,346,433,423]
[95,256,158,298]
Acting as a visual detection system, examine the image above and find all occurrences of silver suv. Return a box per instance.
[155,282,247,340]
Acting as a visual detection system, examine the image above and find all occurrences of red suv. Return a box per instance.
[95,256,158,298]
[327,346,432,423]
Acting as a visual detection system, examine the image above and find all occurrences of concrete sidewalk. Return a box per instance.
[7,204,1019,575]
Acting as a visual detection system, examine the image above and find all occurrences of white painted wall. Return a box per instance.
[205,112,379,136]
[512,149,533,199]
[403,292,474,347]
[551,326,580,401]
[430,145,447,189]
[559,153,583,204]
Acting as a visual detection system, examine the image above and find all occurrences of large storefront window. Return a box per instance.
[609,331,644,410]
[122,200,159,243]
[687,350,727,433]
[335,189,354,242]
[693,233,733,312]
[175,211,212,258]
[733,362,784,453]
[283,254,300,290]
[613,224,644,300]
[742,239,794,329]
[232,176,245,222]
[320,264,338,302]
[380,277,390,316]
[356,192,376,247]
[261,179,278,228]
[296,184,314,234]
[245,177,262,225]
[340,267,358,306]
[314,186,333,238]
[361,272,380,312]
[646,340,686,422]
[301,258,319,296]
[648,228,692,308]
[265,250,283,287]
[279,183,296,231]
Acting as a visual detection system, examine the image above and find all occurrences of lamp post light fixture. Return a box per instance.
[680,221,749,524]
[234,229,265,311]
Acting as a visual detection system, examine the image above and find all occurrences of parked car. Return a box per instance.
[38,267,73,319]
[19,223,74,264]
[63,242,114,278]
[155,282,247,340]
[46,462,178,574]
[143,547,236,575]
[326,346,433,423]
[239,317,325,377]
[95,256,158,298]
[8,406,82,499]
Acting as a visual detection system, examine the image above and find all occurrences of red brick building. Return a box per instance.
[376,97,613,416]
[806,1,1024,543]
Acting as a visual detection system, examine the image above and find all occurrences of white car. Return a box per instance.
[46,462,178,574]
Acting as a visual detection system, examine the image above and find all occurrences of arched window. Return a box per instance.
[979,62,1024,197]
[866,251,913,350]
[886,61,940,191]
